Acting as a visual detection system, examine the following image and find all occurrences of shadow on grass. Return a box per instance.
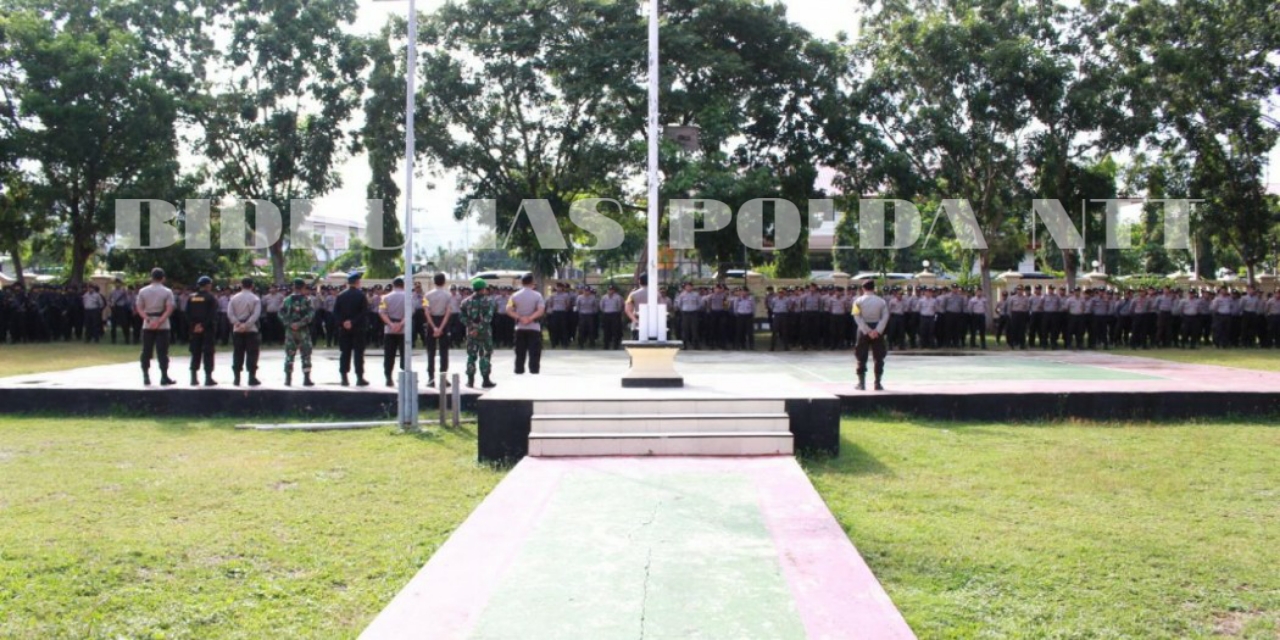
[804,436,895,477]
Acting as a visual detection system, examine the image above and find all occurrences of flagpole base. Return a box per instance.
[621,340,684,388]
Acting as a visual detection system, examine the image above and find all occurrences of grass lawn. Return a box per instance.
[1130,348,1280,373]
[0,417,503,639]
[0,342,141,378]
[807,417,1280,639]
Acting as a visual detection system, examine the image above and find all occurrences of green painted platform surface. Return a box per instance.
[468,470,807,640]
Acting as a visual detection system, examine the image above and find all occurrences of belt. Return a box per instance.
[146,312,163,318]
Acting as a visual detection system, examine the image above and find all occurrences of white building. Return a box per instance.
[308,214,367,266]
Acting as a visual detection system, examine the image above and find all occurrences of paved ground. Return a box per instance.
[4,346,1276,397]
[360,457,914,640]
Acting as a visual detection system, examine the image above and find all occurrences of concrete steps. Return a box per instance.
[528,399,794,457]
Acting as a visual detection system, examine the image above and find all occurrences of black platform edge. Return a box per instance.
[620,378,684,388]
[476,395,842,466]
[0,387,478,419]
[836,390,1280,421]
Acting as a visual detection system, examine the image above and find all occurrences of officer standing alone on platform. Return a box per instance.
[378,277,407,387]
[229,277,262,386]
[136,268,177,386]
[852,280,889,391]
[507,273,546,374]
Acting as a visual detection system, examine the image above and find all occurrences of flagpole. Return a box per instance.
[645,0,661,340]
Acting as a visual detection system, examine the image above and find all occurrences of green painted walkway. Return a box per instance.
[469,471,807,639]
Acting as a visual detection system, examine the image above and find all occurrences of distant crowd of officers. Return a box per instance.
[4,277,1280,360]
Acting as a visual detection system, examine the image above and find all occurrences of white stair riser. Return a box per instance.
[528,435,794,457]
[533,399,785,416]
[531,417,791,434]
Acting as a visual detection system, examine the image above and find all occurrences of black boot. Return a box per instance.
[303,372,314,387]
[482,375,496,389]
[284,371,292,387]
[248,373,261,387]
[341,374,349,387]
[233,371,241,387]
[142,369,151,386]
[874,379,885,391]
[160,371,176,386]
[466,375,475,388]
[855,375,866,391]
[385,376,393,388]
[204,374,217,387]
[356,377,370,387]
[190,371,199,387]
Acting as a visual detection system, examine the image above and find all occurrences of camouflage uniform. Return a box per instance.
[280,293,315,375]
[461,292,495,379]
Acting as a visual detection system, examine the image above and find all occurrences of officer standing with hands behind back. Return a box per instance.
[852,280,890,391]
[335,271,370,387]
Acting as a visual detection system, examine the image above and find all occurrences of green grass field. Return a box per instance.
[2,415,1277,638]
[807,418,1280,639]
[0,418,502,639]
[0,342,141,377]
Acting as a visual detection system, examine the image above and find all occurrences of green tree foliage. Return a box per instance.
[361,25,406,279]
[195,0,368,285]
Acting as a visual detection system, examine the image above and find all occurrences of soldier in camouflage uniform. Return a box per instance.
[280,278,316,387]
[461,278,497,389]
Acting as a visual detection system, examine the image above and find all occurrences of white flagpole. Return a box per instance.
[645,0,661,340]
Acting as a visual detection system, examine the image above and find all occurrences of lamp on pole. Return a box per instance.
[376,0,419,431]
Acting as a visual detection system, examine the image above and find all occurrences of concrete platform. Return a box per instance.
[0,349,482,418]
[359,456,915,640]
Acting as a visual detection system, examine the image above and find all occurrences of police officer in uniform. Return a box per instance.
[186,276,219,386]
[136,268,177,386]
[335,271,370,387]
[379,276,408,387]
[229,277,262,386]
[508,273,546,374]
[852,281,889,391]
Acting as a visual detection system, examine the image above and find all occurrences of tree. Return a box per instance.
[0,0,184,286]
[195,0,368,285]
[1112,0,1280,283]
[361,25,406,279]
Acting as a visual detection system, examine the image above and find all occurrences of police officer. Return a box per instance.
[136,268,177,386]
[852,281,889,391]
[378,276,408,387]
[675,282,702,349]
[508,273,546,374]
[186,276,219,386]
[424,273,452,386]
[229,277,262,387]
[575,286,600,348]
[335,272,370,387]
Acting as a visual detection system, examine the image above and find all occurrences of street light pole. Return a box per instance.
[377,0,420,430]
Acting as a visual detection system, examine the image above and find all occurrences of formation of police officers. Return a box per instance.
[5,274,1280,369]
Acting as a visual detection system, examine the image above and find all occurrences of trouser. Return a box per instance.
[855,332,887,382]
[1182,315,1201,347]
[969,313,986,347]
[426,317,450,376]
[1028,313,1042,348]
[679,311,699,348]
[141,329,171,373]
[1241,312,1259,346]
[1066,315,1085,349]
[1212,314,1231,348]
[601,313,622,349]
[736,314,755,349]
[84,310,103,342]
[232,332,260,374]
[514,329,542,374]
[1010,312,1029,348]
[548,311,568,347]
[111,306,132,344]
[383,333,405,380]
[905,312,919,348]
[577,313,599,347]
[1157,311,1172,346]
[338,328,366,377]
[467,335,493,378]
[802,311,821,348]
[218,313,231,346]
[1267,315,1280,348]
[264,312,280,344]
[715,311,732,348]
[286,329,313,374]
[1090,316,1109,349]
[412,310,426,349]
[188,329,215,373]
[1114,315,1130,346]
[771,314,789,350]
[887,315,905,349]
[919,316,936,348]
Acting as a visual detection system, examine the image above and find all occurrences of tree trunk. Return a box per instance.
[9,245,24,288]
[980,250,995,330]
[1062,249,1076,291]
[1246,261,1256,286]
[69,242,92,289]
[270,240,286,286]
